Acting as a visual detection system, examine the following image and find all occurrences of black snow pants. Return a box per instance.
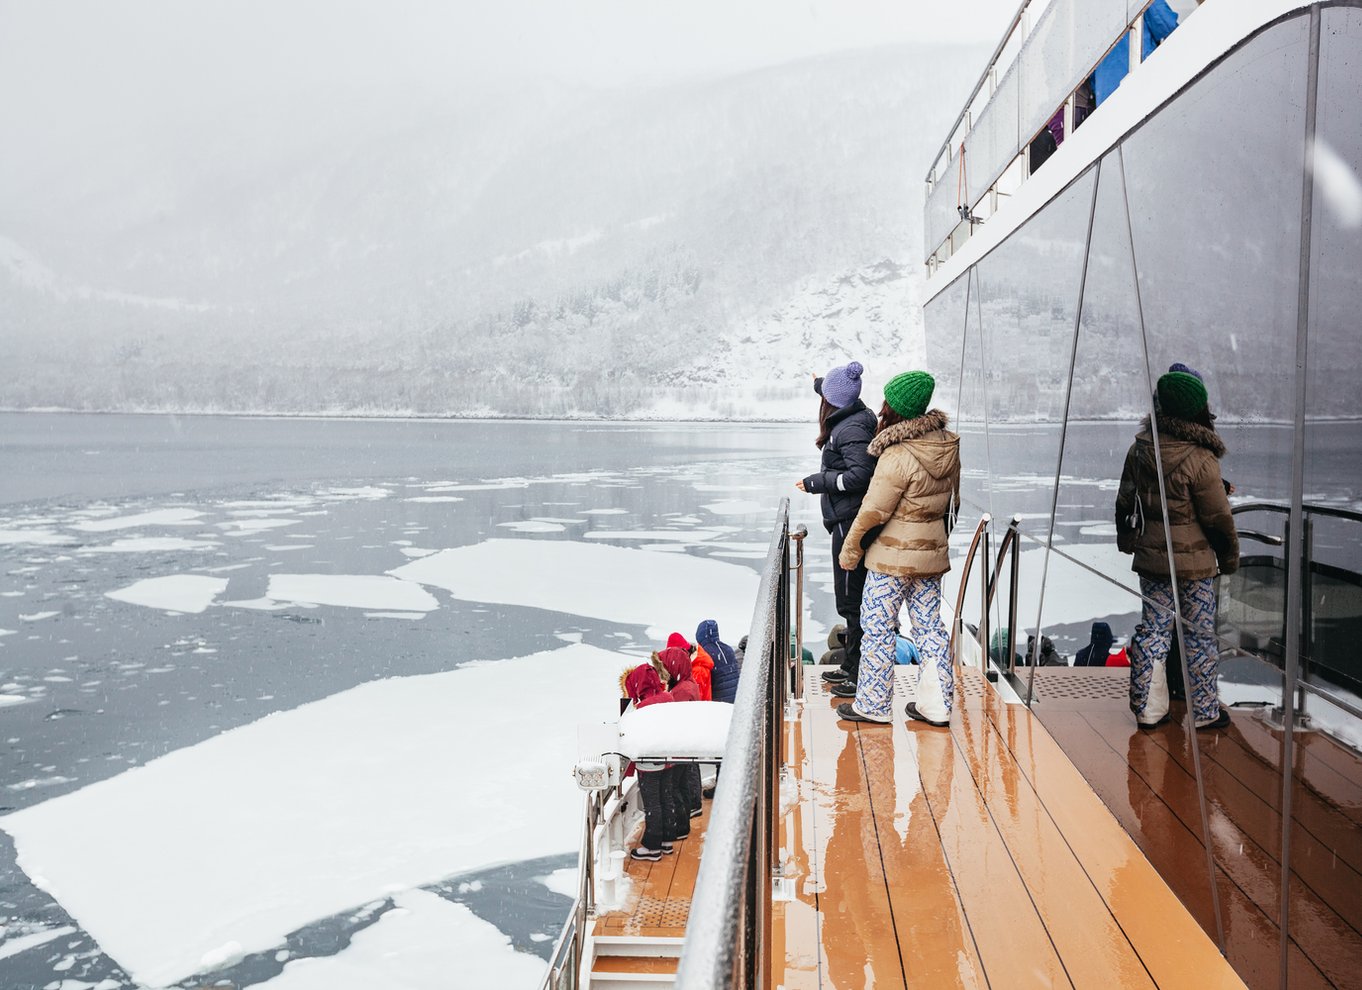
[637,769,677,850]
[829,519,869,678]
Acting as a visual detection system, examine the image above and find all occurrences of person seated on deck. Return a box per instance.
[698,619,741,704]
[622,663,683,861]
[667,631,712,700]
[1075,621,1115,667]
[657,645,704,820]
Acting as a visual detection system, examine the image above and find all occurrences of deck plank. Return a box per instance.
[1037,708,1332,990]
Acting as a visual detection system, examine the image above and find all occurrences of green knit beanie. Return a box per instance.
[884,371,935,419]
[1156,371,1208,419]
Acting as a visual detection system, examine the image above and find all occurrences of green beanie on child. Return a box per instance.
[1156,371,1208,419]
[884,371,935,419]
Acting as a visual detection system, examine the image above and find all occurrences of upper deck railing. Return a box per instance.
[924,0,1199,273]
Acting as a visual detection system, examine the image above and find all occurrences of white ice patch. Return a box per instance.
[72,509,203,532]
[540,867,579,899]
[399,548,438,558]
[18,611,59,622]
[266,575,439,613]
[317,487,391,500]
[105,576,228,614]
[0,923,78,961]
[0,629,14,637]
[0,695,29,708]
[0,528,76,546]
[579,508,629,515]
[1,643,621,988]
[362,612,426,621]
[497,521,565,533]
[702,499,767,516]
[221,598,288,612]
[583,530,721,543]
[248,890,544,990]
[404,496,465,504]
[218,519,299,534]
[81,537,220,553]
[389,539,756,636]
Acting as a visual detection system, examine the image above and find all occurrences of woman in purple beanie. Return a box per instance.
[795,361,877,690]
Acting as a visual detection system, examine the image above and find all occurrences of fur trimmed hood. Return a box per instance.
[1141,413,1226,459]
[868,409,950,457]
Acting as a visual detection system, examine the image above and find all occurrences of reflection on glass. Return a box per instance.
[958,267,991,517]
[924,269,969,425]
[1296,7,1362,984]
[974,167,1095,533]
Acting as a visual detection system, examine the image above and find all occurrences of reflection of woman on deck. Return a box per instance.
[1116,371,1239,730]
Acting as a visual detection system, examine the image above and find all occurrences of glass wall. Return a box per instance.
[923,7,1362,988]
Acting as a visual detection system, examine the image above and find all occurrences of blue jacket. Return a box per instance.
[698,619,741,703]
[1092,0,1179,105]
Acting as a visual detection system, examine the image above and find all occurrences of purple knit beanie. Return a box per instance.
[820,361,864,408]
[1168,362,1204,382]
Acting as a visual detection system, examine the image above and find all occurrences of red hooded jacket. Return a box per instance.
[625,663,672,709]
[658,646,701,703]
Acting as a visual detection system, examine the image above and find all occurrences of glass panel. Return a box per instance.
[1018,0,1129,146]
[963,63,1021,206]
[1297,8,1362,986]
[926,169,964,259]
[974,167,1095,536]
[958,266,991,520]
[1122,17,1313,988]
[924,268,970,426]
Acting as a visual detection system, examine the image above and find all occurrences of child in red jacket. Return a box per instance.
[668,631,713,700]
[657,647,704,819]
[624,663,681,861]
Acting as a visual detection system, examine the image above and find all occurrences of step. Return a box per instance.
[590,935,683,957]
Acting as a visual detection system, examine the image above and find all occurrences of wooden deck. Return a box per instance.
[1030,666,1362,990]
[775,666,1247,989]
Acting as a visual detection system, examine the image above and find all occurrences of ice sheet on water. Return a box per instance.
[248,890,544,990]
[497,521,565,533]
[404,496,465,503]
[539,867,578,899]
[0,924,78,961]
[0,528,77,546]
[81,537,220,553]
[584,530,721,542]
[219,519,300,534]
[702,499,767,516]
[0,643,624,988]
[19,611,59,621]
[72,509,204,532]
[389,539,756,637]
[265,575,439,613]
[105,575,228,614]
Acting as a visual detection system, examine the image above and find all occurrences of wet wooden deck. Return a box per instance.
[775,666,1247,989]
[1031,666,1362,990]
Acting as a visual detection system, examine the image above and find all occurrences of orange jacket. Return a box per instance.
[691,646,714,701]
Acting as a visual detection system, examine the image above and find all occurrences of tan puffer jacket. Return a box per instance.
[838,410,961,578]
[1115,414,1239,581]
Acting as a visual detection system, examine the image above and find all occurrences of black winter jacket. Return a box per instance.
[803,401,877,528]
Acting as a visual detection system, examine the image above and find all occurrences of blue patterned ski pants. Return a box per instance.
[855,571,951,720]
[1129,576,1220,723]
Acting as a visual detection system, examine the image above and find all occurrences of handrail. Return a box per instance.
[675,499,792,990]
[950,514,992,666]
[924,0,1031,186]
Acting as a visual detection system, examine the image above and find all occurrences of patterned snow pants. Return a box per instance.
[1129,576,1221,724]
[855,571,952,721]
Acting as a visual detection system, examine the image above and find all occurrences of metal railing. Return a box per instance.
[674,498,797,989]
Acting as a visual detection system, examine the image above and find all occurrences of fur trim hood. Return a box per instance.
[1140,413,1226,458]
[868,409,950,457]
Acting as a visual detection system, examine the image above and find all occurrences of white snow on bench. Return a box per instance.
[0,642,625,988]
[105,575,229,614]
[250,889,544,989]
[616,701,733,760]
[388,538,756,638]
[266,575,439,612]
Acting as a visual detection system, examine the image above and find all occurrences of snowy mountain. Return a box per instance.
[0,44,982,417]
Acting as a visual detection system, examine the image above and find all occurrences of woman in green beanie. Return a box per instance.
[834,371,961,727]
[1115,371,1239,730]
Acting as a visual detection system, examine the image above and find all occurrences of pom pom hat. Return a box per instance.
[1156,371,1209,419]
[883,371,935,420]
[820,361,864,408]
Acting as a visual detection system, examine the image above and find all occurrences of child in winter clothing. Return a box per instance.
[623,663,682,860]
[658,646,704,818]
[669,631,713,700]
[698,619,741,703]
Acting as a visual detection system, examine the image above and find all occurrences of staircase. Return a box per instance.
[584,935,683,988]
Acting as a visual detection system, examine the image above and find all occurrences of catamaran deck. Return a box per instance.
[587,663,1362,988]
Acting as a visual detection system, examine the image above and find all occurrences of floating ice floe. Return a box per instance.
[0,628,14,636]
[398,548,437,558]
[362,612,426,621]
[218,519,299,534]
[0,695,28,707]
[0,643,622,988]
[249,890,545,990]
[404,496,465,503]
[497,520,564,533]
[389,539,756,637]
[584,529,721,543]
[72,509,204,532]
[105,576,229,614]
[0,923,78,962]
[579,507,628,516]
[540,867,578,899]
[317,487,391,500]
[81,537,220,553]
[18,611,59,622]
[423,479,530,492]
[265,575,439,613]
[702,499,767,516]
[0,528,76,546]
